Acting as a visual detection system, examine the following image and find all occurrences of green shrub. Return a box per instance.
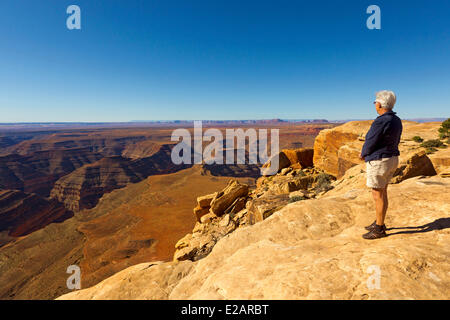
[421,139,447,154]
[288,195,306,203]
[297,170,306,177]
[412,136,423,143]
[420,139,445,149]
[438,118,450,139]
[314,173,334,193]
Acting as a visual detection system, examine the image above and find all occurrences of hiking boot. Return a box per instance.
[365,221,386,232]
[362,226,387,240]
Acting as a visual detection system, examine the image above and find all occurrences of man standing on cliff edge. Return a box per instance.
[360,90,403,239]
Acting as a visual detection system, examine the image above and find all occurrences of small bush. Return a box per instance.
[297,170,306,177]
[288,195,306,203]
[438,118,450,139]
[314,173,334,193]
[412,136,423,143]
[425,147,437,154]
[420,139,445,149]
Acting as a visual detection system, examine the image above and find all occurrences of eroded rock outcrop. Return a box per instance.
[261,148,314,175]
[209,181,249,217]
[312,121,371,177]
[313,121,446,178]
[173,180,249,262]
[428,147,450,177]
[256,168,335,196]
[193,193,216,222]
[172,163,335,263]
[392,151,437,183]
[282,148,314,169]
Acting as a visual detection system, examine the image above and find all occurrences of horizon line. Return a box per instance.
[0,117,447,125]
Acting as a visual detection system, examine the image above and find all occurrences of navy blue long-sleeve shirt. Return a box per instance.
[361,111,403,162]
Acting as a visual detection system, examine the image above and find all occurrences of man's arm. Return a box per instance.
[361,120,385,158]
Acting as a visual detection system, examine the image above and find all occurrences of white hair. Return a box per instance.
[375,90,396,110]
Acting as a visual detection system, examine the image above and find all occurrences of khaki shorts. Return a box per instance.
[366,156,399,189]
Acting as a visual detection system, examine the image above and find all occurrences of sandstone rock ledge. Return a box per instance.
[58,174,450,300]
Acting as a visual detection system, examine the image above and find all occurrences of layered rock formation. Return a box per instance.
[0,129,179,198]
[50,156,144,211]
[0,134,170,247]
[5,131,150,157]
[0,148,104,197]
[50,144,190,211]
[0,190,72,241]
[121,141,162,159]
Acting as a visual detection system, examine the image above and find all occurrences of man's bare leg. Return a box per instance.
[382,185,388,224]
[372,186,388,226]
[364,186,388,239]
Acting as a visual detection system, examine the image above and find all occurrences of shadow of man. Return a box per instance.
[387,217,450,236]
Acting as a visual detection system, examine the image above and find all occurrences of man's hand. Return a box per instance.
[359,153,364,161]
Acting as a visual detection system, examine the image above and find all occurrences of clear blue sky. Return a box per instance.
[0,0,449,122]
